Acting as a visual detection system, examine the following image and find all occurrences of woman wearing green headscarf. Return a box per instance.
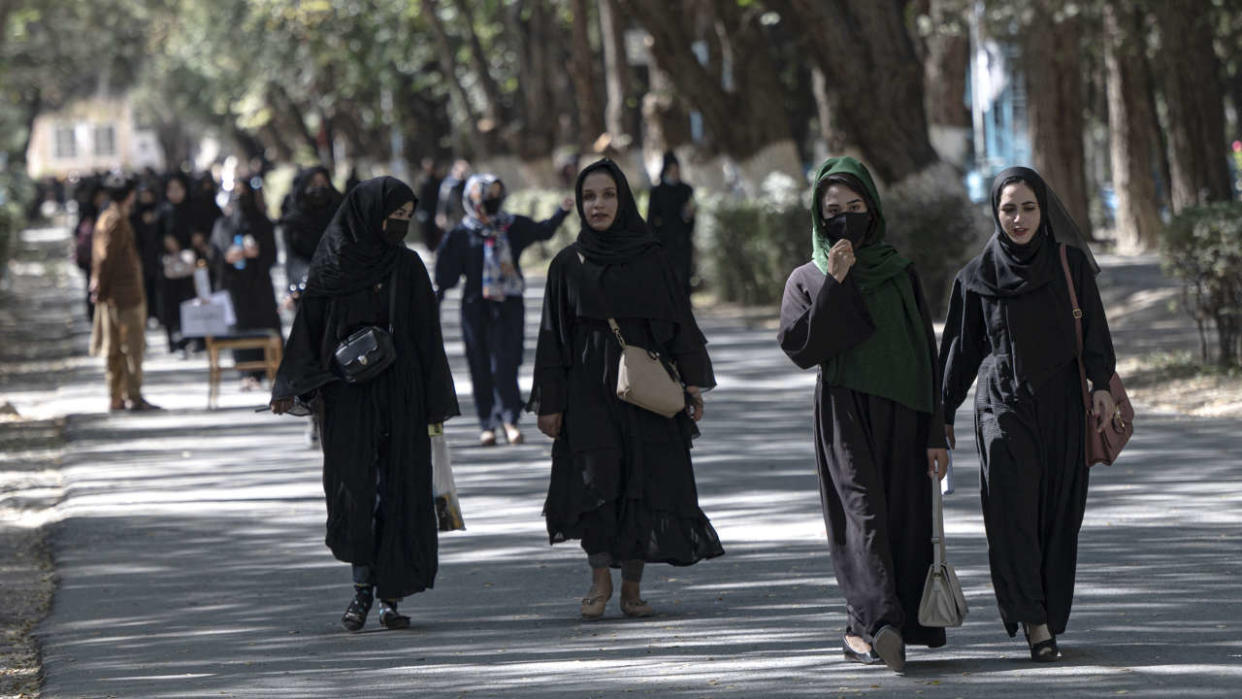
[778,157,950,673]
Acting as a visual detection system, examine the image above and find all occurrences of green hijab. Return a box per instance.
[810,157,934,414]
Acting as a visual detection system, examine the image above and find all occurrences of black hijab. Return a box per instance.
[572,159,681,321]
[282,166,341,237]
[303,176,416,298]
[962,167,1098,298]
[159,172,194,247]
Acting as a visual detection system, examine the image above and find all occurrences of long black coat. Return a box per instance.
[273,250,459,599]
[210,209,281,334]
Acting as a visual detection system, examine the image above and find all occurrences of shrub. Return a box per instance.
[700,166,985,314]
[1159,202,1242,368]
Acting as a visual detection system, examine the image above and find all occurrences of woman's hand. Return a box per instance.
[1092,390,1117,433]
[927,448,949,480]
[686,386,704,422]
[270,398,294,414]
[537,412,563,439]
[225,245,245,264]
[827,239,855,283]
[561,196,574,211]
[163,235,180,254]
[945,425,956,449]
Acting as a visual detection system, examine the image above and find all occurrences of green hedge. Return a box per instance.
[1159,201,1242,368]
[700,170,984,313]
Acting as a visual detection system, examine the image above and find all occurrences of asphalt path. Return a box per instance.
[27,228,1242,697]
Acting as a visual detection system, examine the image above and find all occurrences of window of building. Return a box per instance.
[53,125,77,159]
[94,124,117,157]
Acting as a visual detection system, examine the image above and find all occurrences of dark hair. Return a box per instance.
[823,173,877,211]
[997,175,1031,194]
[105,175,136,203]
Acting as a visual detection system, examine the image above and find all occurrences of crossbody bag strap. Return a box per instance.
[1060,244,1094,466]
[607,318,628,348]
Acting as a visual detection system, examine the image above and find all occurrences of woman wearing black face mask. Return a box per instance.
[777,157,949,673]
[435,173,572,447]
[210,177,282,389]
[269,177,459,632]
[279,166,342,291]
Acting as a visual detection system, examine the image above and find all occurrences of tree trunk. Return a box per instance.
[920,0,971,166]
[1104,1,1163,253]
[641,60,692,159]
[421,0,486,159]
[1153,0,1232,211]
[768,0,939,184]
[453,0,505,134]
[511,0,559,161]
[1023,2,1092,237]
[598,0,632,144]
[569,0,605,149]
[810,67,849,154]
[620,0,793,162]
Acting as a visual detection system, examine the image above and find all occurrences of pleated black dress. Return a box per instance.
[530,245,724,567]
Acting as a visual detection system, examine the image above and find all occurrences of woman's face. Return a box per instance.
[581,171,619,231]
[819,183,868,219]
[166,180,186,204]
[307,172,330,190]
[998,182,1041,245]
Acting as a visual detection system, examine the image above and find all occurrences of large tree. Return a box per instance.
[1022,1,1092,237]
[1152,0,1232,211]
[1103,1,1163,252]
[768,0,941,184]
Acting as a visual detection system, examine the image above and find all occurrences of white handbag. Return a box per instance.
[430,427,465,532]
[918,471,968,627]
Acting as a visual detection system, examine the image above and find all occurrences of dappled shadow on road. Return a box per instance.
[35,297,1242,697]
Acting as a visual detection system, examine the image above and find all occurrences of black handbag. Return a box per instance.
[332,269,399,384]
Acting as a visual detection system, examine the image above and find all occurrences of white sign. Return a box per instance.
[180,291,236,338]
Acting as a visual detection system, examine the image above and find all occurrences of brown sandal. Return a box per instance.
[581,589,610,620]
[619,597,654,618]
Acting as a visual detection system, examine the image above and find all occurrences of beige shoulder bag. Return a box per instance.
[576,250,687,418]
[608,317,687,418]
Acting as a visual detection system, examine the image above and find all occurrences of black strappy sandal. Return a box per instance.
[841,634,882,665]
[378,600,411,630]
[1023,625,1060,662]
[341,586,373,632]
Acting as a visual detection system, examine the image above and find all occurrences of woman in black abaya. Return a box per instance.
[940,167,1116,662]
[155,173,197,353]
[529,159,723,620]
[777,156,949,673]
[210,178,281,388]
[280,166,342,289]
[646,151,696,296]
[269,177,459,632]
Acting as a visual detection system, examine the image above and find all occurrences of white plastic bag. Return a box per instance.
[430,427,465,531]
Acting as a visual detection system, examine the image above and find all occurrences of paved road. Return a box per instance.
[27,227,1242,697]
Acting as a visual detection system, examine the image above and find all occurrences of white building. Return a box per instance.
[26,94,164,178]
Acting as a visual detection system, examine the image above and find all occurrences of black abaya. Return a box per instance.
[940,243,1114,636]
[779,261,947,648]
[646,181,695,293]
[210,204,282,375]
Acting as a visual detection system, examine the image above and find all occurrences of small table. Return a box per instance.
[205,331,283,409]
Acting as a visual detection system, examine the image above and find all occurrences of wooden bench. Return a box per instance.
[205,331,283,409]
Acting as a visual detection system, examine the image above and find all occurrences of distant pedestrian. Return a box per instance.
[210,176,281,390]
[940,167,1116,663]
[73,178,108,321]
[269,177,459,632]
[646,152,696,296]
[777,156,949,673]
[155,173,199,354]
[414,158,444,251]
[530,159,723,620]
[435,174,571,446]
[279,165,342,290]
[88,176,160,412]
[129,181,163,324]
[434,159,471,233]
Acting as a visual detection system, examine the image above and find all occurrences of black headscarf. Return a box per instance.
[158,172,194,247]
[282,167,341,237]
[303,176,416,298]
[658,151,680,184]
[572,159,682,322]
[961,167,1098,298]
[574,159,661,265]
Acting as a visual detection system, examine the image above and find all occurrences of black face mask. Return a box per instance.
[383,217,409,244]
[825,211,871,248]
[306,186,331,207]
[481,197,502,216]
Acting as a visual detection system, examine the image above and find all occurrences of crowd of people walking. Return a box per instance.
[66,149,1117,674]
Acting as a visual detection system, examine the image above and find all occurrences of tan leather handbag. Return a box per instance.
[608,318,686,418]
